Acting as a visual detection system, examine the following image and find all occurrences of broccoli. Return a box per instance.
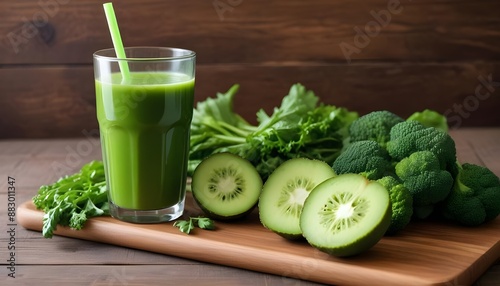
[407,109,448,133]
[348,110,404,148]
[387,120,458,177]
[332,140,392,180]
[441,163,500,226]
[377,176,413,235]
[395,151,454,219]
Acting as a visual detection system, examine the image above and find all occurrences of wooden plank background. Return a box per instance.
[0,129,499,285]
[1,0,499,138]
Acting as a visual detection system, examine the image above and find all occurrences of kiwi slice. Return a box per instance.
[258,158,336,239]
[300,174,391,257]
[191,152,263,220]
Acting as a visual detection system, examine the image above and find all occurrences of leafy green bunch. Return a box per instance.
[33,161,109,238]
[189,83,358,179]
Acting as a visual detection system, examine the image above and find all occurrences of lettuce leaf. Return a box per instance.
[188,83,358,179]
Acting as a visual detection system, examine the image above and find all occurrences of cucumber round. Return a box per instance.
[300,174,391,257]
[191,152,262,220]
[258,158,336,239]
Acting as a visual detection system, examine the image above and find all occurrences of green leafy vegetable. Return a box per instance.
[189,83,358,179]
[348,110,404,148]
[333,110,500,228]
[441,163,500,226]
[332,140,393,180]
[173,217,215,234]
[377,176,413,235]
[387,120,458,177]
[407,109,449,132]
[33,161,109,238]
[395,151,454,209]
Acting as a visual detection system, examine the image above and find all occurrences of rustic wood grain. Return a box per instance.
[16,191,500,285]
[1,0,499,64]
[1,0,499,139]
[0,132,499,285]
[450,128,500,175]
[0,265,323,286]
[2,63,499,138]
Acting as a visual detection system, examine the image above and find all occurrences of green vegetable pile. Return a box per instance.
[33,83,500,241]
[333,109,500,233]
[189,83,358,180]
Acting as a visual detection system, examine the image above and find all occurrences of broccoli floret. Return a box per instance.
[387,120,458,177]
[332,140,392,180]
[441,163,500,226]
[377,176,413,235]
[395,151,454,219]
[348,110,404,148]
[407,109,448,133]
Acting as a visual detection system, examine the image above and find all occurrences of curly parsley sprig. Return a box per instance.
[33,161,109,238]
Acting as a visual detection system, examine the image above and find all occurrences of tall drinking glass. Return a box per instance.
[93,47,195,223]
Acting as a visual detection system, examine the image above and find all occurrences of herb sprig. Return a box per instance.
[33,161,109,238]
[173,217,215,234]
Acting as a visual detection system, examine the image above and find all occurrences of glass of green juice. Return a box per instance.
[93,47,195,223]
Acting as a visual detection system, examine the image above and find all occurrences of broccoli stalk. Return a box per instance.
[441,163,500,226]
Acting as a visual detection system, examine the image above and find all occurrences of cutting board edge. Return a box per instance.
[16,200,500,286]
[17,201,423,285]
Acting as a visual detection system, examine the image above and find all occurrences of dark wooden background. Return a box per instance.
[1,0,499,139]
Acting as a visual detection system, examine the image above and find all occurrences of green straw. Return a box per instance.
[103,2,130,84]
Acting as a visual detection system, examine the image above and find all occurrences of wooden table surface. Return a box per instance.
[1,128,499,285]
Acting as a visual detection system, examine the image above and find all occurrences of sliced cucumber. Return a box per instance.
[259,158,336,239]
[191,152,263,220]
[300,174,391,257]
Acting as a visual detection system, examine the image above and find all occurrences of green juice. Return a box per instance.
[96,72,194,210]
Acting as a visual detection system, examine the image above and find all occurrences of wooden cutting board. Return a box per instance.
[18,193,500,286]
